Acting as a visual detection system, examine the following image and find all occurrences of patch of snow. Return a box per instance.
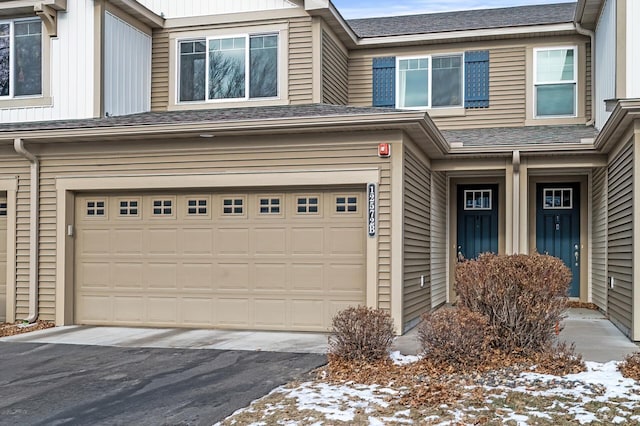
[390,351,420,365]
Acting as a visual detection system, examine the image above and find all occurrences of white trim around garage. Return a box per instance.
[0,176,18,322]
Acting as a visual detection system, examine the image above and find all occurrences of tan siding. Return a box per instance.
[402,147,430,329]
[586,42,592,123]
[151,30,170,112]
[592,167,607,311]
[430,171,447,308]
[31,137,392,320]
[321,29,348,105]
[288,17,314,104]
[607,141,634,337]
[348,46,526,129]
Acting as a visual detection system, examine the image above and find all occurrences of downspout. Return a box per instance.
[575,22,595,126]
[13,138,39,323]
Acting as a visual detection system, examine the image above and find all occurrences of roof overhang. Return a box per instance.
[575,0,605,30]
[305,0,359,48]
[0,0,66,18]
[594,99,640,152]
[106,0,164,28]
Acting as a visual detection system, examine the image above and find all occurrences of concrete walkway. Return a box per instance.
[393,308,639,362]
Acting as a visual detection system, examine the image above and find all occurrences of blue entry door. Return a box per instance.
[536,183,581,297]
[456,184,499,261]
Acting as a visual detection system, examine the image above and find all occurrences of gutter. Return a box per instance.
[13,138,39,323]
[575,21,595,126]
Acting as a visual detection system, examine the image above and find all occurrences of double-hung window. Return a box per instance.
[397,54,463,109]
[179,33,278,103]
[0,18,42,98]
[534,47,576,117]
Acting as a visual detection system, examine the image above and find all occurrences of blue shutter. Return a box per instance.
[464,50,489,108]
[372,57,396,108]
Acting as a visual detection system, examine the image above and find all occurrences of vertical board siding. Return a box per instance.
[627,0,640,97]
[321,29,349,105]
[0,0,95,123]
[595,0,616,130]
[10,141,392,321]
[348,46,526,129]
[151,30,170,111]
[289,17,314,105]
[402,147,431,329]
[607,141,633,337]
[592,167,607,311]
[138,0,297,19]
[104,12,152,117]
[430,171,447,308]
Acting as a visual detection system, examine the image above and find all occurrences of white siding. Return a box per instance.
[595,0,616,131]
[627,0,640,98]
[104,12,151,117]
[138,0,297,19]
[0,0,95,123]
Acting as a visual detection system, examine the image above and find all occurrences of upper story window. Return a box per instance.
[179,33,278,103]
[0,19,42,98]
[534,47,576,118]
[397,54,463,109]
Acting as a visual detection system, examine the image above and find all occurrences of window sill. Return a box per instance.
[525,116,585,126]
[169,98,290,111]
[0,96,53,109]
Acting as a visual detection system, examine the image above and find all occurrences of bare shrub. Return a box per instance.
[328,306,395,362]
[456,253,571,354]
[417,308,492,370]
[619,352,640,381]
[532,341,585,376]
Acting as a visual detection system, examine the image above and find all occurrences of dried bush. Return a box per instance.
[328,306,395,362]
[619,352,640,381]
[456,253,571,354]
[417,308,493,370]
[532,341,585,376]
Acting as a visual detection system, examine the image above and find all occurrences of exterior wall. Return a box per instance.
[0,0,96,122]
[6,133,394,322]
[138,0,297,19]
[592,166,608,311]
[595,0,616,130]
[321,28,349,105]
[607,139,634,337]
[627,0,640,98]
[150,14,314,111]
[104,11,152,117]
[348,36,589,130]
[402,142,431,330]
[430,170,447,308]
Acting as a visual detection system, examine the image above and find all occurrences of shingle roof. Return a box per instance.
[0,104,401,133]
[442,125,598,147]
[346,2,576,38]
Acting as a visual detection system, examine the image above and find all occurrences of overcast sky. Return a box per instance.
[332,0,576,19]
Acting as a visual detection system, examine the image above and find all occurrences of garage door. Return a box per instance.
[0,195,6,322]
[75,190,366,331]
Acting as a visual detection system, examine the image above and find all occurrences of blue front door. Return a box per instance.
[536,183,581,297]
[456,184,499,261]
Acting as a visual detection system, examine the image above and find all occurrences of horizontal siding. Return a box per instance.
[151,30,170,112]
[592,167,607,311]
[585,42,592,125]
[607,141,633,337]
[403,147,431,330]
[288,17,314,105]
[430,171,447,308]
[12,138,392,321]
[322,29,349,105]
[138,0,297,19]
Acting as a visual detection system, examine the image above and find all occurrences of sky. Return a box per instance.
[331,0,576,19]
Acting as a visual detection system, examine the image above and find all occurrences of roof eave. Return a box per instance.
[107,0,165,28]
[594,99,640,152]
[305,0,359,48]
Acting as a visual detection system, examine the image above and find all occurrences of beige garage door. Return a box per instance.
[75,189,366,331]
[0,195,6,322]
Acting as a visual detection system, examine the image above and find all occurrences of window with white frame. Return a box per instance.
[178,33,278,103]
[534,47,576,117]
[543,188,573,209]
[0,19,42,98]
[397,54,463,109]
[464,190,492,210]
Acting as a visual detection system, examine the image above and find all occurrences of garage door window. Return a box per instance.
[86,200,106,217]
[0,202,6,216]
[223,197,245,215]
[297,196,319,214]
[187,198,208,216]
[153,199,174,217]
[119,200,140,217]
[336,196,358,213]
[259,197,281,215]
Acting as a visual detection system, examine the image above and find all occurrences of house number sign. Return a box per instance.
[367,183,377,237]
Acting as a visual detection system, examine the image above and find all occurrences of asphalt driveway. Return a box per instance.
[0,341,326,425]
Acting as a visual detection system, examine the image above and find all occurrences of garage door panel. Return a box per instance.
[75,189,366,331]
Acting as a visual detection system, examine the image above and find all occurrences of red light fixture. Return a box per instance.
[378,143,391,157]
